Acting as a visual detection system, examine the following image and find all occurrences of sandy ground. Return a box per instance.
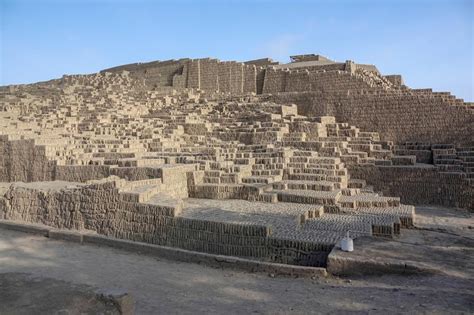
[1,272,122,314]
[0,222,473,314]
[328,206,474,278]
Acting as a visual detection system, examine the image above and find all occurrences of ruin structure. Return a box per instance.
[0,54,472,267]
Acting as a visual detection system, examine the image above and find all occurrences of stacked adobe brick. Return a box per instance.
[0,73,419,265]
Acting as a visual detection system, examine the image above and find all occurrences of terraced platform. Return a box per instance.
[1,53,470,267]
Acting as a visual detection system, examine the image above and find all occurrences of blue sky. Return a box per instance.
[1,0,473,100]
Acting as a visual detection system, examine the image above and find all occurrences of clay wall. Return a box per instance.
[244,58,278,67]
[298,63,346,72]
[256,68,266,94]
[243,65,257,94]
[268,71,474,145]
[262,68,288,94]
[349,165,473,210]
[0,181,330,266]
[159,165,194,198]
[183,60,260,94]
[384,75,404,86]
[102,60,187,89]
[217,62,232,92]
[0,138,5,180]
[199,59,219,92]
[102,58,260,95]
[229,62,244,94]
[263,68,369,95]
[147,63,183,87]
[55,165,110,182]
[0,137,56,182]
[186,60,201,89]
[0,136,174,183]
[285,70,310,92]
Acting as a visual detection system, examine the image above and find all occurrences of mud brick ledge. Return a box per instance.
[0,220,328,278]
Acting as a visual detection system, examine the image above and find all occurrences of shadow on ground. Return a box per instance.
[0,273,121,314]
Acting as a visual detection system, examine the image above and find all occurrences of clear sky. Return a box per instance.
[1,0,473,100]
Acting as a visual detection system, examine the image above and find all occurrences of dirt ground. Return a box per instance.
[0,272,122,314]
[0,210,473,314]
[328,206,474,278]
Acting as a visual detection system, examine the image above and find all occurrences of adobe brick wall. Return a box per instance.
[0,180,331,266]
[0,137,168,183]
[262,64,472,145]
[199,59,219,92]
[269,88,474,145]
[99,57,472,147]
[186,60,201,89]
[349,165,473,210]
[0,137,56,182]
[384,75,404,86]
[101,59,188,89]
[185,59,258,94]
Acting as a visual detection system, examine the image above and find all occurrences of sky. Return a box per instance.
[1,0,473,100]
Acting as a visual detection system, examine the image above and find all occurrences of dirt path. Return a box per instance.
[0,228,473,314]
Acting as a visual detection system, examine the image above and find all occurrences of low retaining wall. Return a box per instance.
[327,246,440,276]
[0,220,327,278]
[0,180,332,267]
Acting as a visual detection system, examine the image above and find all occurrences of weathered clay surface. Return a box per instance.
[0,54,472,267]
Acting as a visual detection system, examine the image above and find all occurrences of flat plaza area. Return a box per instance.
[0,206,473,315]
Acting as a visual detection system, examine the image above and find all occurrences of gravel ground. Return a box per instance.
[1,223,473,314]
